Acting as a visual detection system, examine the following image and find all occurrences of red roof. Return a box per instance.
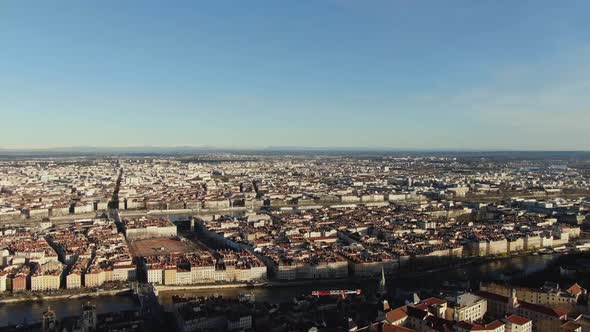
[518,301,566,318]
[455,320,504,331]
[475,290,507,302]
[567,283,583,296]
[357,322,417,332]
[560,321,582,331]
[504,315,531,326]
[420,297,447,306]
[455,321,474,329]
[414,304,429,311]
[386,306,409,322]
[383,324,417,332]
[485,320,505,329]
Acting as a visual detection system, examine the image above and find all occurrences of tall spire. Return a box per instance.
[378,264,386,296]
[508,288,518,312]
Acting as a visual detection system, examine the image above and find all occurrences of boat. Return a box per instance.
[239,293,255,302]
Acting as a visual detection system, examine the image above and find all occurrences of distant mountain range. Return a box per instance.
[0,145,589,152]
[0,146,588,158]
[0,146,219,153]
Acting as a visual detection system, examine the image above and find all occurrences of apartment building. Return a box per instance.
[446,293,487,322]
[476,289,567,332]
[503,315,532,332]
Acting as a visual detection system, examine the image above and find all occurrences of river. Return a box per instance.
[158,254,560,305]
[0,295,138,326]
[0,253,560,326]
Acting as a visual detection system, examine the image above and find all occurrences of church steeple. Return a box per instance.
[377,264,386,296]
[508,288,518,312]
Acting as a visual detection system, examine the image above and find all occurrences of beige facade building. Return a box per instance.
[524,235,542,251]
[275,260,348,280]
[176,270,192,285]
[66,272,82,289]
[503,315,532,332]
[112,265,136,281]
[123,216,177,240]
[507,238,524,253]
[0,272,8,292]
[480,282,583,309]
[31,274,61,291]
[446,293,487,322]
[216,265,267,282]
[147,267,163,284]
[30,261,63,291]
[477,289,567,332]
[125,224,177,240]
[163,268,177,285]
[84,270,106,288]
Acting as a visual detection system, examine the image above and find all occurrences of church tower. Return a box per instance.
[81,302,97,331]
[508,288,518,312]
[42,307,57,332]
[377,264,387,297]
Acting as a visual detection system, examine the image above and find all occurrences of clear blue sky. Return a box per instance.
[1,1,589,150]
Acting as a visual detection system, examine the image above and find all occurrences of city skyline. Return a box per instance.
[2,3,590,329]
[1,152,588,331]
[2,1,590,150]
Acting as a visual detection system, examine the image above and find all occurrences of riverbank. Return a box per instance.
[156,282,266,292]
[1,254,562,325]
[161,253,561,291]
[0,252,560,304]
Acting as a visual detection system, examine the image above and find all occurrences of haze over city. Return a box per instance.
[2,1,590,150]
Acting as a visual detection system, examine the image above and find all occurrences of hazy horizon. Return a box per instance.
[2,1,589,150]
[1,145,589,154]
